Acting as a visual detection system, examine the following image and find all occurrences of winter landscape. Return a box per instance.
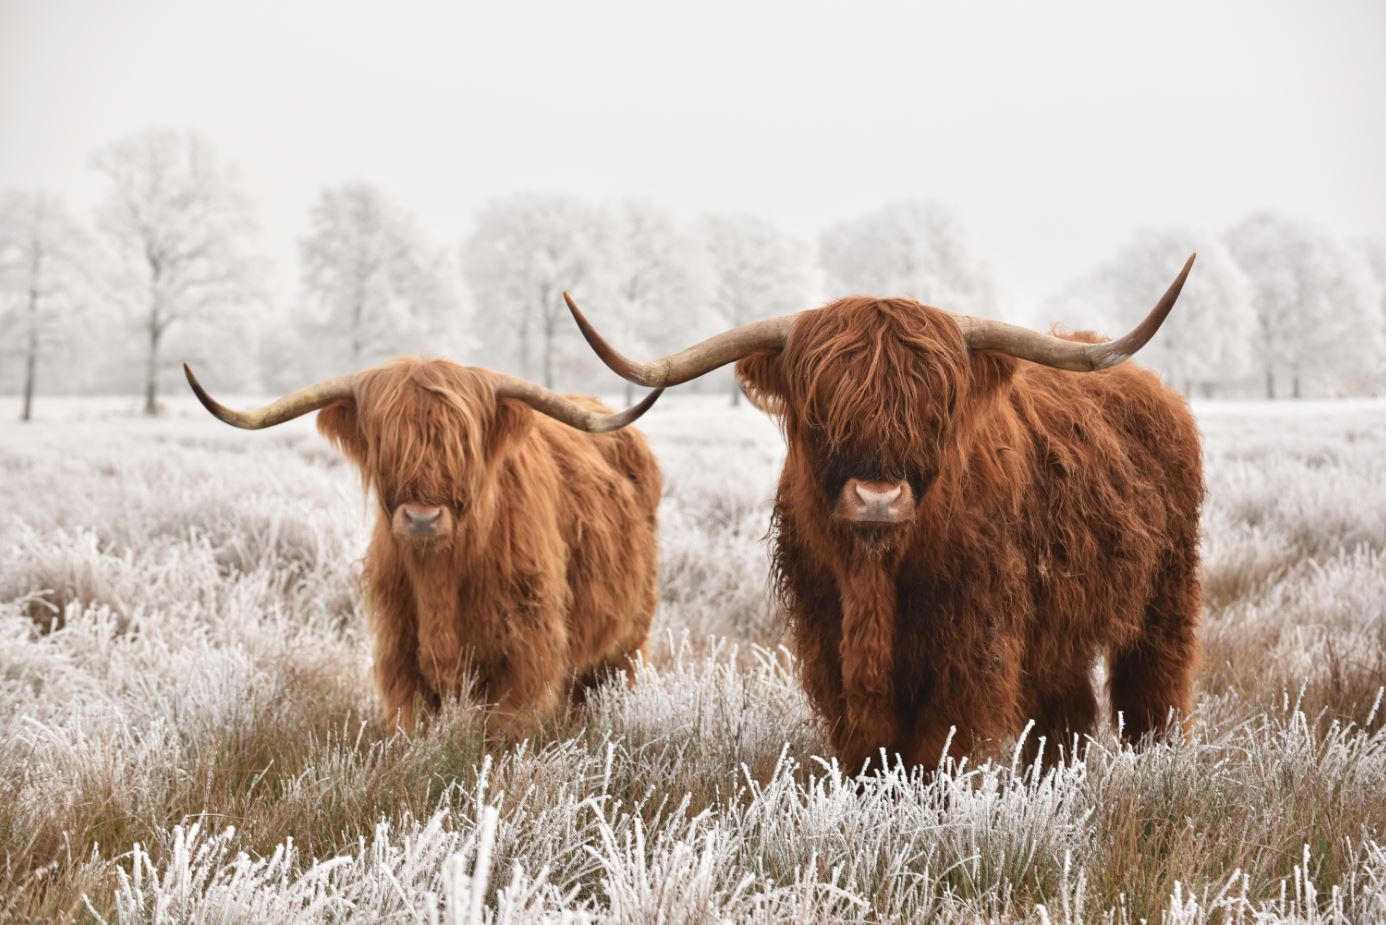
[5,2,1386,923]
[1,393,1384,922]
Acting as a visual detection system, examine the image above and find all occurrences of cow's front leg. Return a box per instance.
[364,554,436,732]
[486,579,569,742]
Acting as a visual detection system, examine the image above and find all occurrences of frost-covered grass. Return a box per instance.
[1,394,1384,923]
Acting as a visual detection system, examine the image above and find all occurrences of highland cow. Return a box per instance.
[566,254,1202,771]
[186,358,662,738]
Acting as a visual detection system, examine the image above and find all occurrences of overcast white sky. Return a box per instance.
[3,0,1383,315]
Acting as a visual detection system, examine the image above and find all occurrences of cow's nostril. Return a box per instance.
[855,484,903,506]
[397,505,447,536]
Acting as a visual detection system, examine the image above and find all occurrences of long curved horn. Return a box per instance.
[956,253,1196,371]
[565,292,796,387]
[492,373,662,432]
[185,364,355,429]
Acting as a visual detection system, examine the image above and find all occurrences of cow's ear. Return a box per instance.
[490,398,534,456]
[735,352,788,416]
[317,400,365,466]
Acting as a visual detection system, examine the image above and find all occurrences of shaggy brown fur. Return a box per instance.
[316,358,661,737]
[736,298,1203,772]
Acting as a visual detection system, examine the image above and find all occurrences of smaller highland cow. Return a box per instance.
[186,359,662,737]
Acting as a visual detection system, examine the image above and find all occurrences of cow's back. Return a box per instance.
[1002,357,1203,659]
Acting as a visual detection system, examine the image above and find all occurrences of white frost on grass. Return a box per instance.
[2,394,1385,922]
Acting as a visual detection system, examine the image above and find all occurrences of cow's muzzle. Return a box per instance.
[392,503,453,538]
[834,479,916,525]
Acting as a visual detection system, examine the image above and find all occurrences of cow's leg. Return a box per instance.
[900,713,980,774]
[487,586,570,742]
[565,556,653,705]
[1020,669,1098,769]
[609,592,653,689]
[488,661,565,741]
[607,639,645,688]
[364,557,435,732]
[1107,548,1200,744]
[569,642,645,706]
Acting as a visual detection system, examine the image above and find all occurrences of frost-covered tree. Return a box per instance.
[696,213,816,404]
[819,201,996,314]
[461,194,613,387]
[1225,213,1384,398]
[603,201,709,402]
[298,183,465,376]
[1044,230,1256,396]
[93,129,263,414]
[0,192,96,419]
[1358,238,1386,391]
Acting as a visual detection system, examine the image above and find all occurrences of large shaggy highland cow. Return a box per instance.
[186,359,662,737]
[567,255,1202,771]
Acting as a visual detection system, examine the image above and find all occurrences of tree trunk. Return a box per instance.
[144,309,162,416]
[21,332,36,422]
[21,277,38,422]
[542,319,555,389]
[144,257,165,416]
[1292,373,1301,399]
[1265,369,1275,400]
[730,377,741,407]
[518,315,531,380]
[624,379,633,406]
[350,293,364,366]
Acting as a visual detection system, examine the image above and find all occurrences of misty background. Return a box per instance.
[2,0,1385,418]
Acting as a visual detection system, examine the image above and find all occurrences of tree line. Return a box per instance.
[2,128,1384,420]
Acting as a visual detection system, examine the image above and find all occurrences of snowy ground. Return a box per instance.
[1,393,1384,923]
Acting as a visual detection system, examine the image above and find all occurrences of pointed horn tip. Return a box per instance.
[561,294,659,386]
[1167,252,1197,298]
[184,361,256,428]
[562,291,597,336]
[607,386,664,430]
[563,292,594,331]
[635,385,664,415]
[183,363,221,415]
[590,386,664,432]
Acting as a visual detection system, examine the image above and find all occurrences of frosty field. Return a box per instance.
[2,394,1385,924]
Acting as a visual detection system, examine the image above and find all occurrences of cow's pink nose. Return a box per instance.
[838,478,915,524]
[399,504,445,536]
[855,484,903,507]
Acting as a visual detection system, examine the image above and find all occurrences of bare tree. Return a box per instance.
[93,128,261,415]
[1226,213,1384,398]
[461,194,612,388]
[0,191,93,420]
[1045,230,1256,396]
[299,182,465,374]
[695,213,816,404]
[819,201,996,313]
[605,201,709,402]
